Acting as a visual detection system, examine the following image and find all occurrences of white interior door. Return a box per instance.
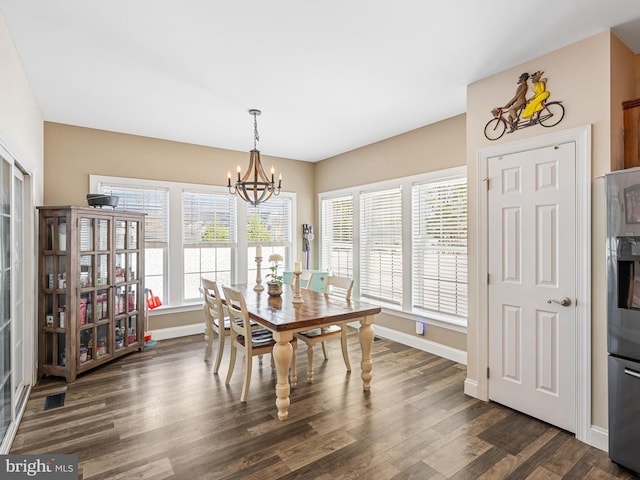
[488,142,577,432]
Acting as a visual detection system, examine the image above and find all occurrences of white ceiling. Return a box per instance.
[1,1,640,162]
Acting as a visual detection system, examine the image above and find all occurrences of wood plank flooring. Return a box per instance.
[11,331,637,479]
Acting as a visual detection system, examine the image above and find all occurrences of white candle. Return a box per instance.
[256,245,262,257]
[294,261,302,273]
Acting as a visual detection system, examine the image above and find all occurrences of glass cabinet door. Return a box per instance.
[79,217,94,252]
[97,218,109,251]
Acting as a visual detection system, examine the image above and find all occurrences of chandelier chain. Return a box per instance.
[253,111,259,149]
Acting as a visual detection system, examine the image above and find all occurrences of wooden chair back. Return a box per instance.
[324,275,354,301]
[201,277,225,325]
[222,286,253,348]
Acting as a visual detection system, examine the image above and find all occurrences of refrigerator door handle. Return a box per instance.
[624,367,640,379]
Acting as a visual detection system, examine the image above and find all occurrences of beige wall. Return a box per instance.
[314,114,468,352]
[0,10,44,193]
[43,122,315,329]
[466,30,638,431]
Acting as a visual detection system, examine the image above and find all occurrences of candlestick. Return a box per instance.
[256,244,262,257]
[292,271,303,304]
[254,255,264,292]
[294,261,302,273]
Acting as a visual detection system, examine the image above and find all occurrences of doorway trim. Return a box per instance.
[470,125,592,445]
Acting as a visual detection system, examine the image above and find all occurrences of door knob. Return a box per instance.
[547,297,572,307]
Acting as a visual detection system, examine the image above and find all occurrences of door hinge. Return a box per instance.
[487,367,490,379]
[487,273,490,284]
[483,177,490,190]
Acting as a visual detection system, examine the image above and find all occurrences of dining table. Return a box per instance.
[222,284,382,420]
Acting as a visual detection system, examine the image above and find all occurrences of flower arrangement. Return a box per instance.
[266,253,284,287]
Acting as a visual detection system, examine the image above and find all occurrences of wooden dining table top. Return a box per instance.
[223,284,382,332]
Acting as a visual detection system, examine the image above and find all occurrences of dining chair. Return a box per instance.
[295,275,354,383]
[290,270,313,290]
[201,277,262,374]
[223,285,297,402]
[201,278,230,374]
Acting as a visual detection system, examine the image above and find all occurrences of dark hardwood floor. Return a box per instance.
[11,331,637,479]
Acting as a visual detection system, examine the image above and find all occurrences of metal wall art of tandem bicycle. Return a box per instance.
[484,70,565,140]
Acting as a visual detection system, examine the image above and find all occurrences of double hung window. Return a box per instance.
[92,175,294,308]
[320,166,467,328]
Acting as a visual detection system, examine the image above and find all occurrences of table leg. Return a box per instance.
[272,331,294,420]
[359,316,375,391]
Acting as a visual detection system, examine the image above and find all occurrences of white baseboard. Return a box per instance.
[464,378,479,398]
[365,323,467,365]
[150,323,204,341]
[589,425,608,452]
[152,322,467,367]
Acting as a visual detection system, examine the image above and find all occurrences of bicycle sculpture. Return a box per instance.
[484,70,564,141]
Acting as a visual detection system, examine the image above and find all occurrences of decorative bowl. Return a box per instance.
[86,193,119,208]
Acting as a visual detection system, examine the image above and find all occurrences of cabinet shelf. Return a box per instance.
[38,206,145,382]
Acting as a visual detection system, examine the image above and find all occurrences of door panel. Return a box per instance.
[488,142,576,432]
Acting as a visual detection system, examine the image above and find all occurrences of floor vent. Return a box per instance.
[43,392,66,411]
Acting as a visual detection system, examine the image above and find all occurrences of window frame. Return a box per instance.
[318,166,467,331]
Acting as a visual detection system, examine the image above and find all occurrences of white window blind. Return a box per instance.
[412,177,467,318]
[360,187,402,304]
[98,182,170,303]
[247,197,291,246]
[182,191,236,300]
[99,184,169,246]
[182,191,236,247]
[321,195,353,277]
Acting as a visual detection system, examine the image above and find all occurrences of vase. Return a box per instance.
[267,282,282,297]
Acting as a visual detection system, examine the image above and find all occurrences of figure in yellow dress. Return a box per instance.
[521,71,550,119]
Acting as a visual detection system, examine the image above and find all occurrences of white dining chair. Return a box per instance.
[223,285,297,402]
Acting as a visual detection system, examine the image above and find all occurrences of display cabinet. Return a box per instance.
[37,206,145,382]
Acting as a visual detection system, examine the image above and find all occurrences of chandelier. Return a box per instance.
[227,109,281,206]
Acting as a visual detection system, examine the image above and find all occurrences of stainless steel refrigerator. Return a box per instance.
[605,168,640,473]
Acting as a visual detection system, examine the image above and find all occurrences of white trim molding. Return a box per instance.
[472,125,592,445]
[151,323,204,341]
[590,426,609,453]
[365,323,467,364]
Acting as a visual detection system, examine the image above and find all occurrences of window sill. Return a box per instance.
[148,302,202,316]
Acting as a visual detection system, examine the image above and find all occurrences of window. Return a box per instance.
[182,191,236,301]
[412,177,467,319]
[92,175,296,308]
[320,195,353,277]
[360,188,403,305]
[99,183,169,300]
[247,197,292,282]
[319,166,467,328]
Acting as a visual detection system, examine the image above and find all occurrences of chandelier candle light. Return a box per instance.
[227,109,282,206]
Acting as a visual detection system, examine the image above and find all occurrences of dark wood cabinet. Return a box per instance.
[37,206,145,382]
[624,98,640,169]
